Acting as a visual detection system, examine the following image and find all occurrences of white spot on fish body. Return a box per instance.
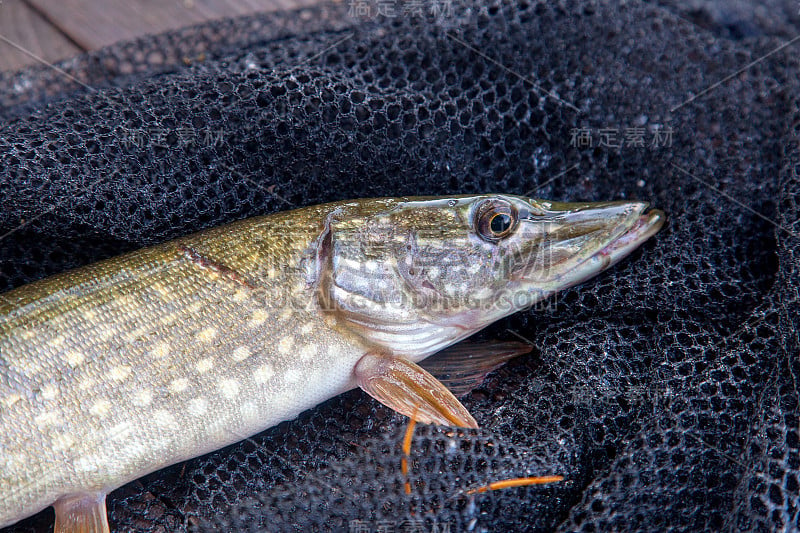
[218,379,240,399]
[196,357,215,372]
[278,337,293,354]
[248,308,268,328]
[150,341,170,359]
[473,287,494,299]
[170,378,189,393]
[50,335,66,348]
[109,365,132,381]
[40,383,58,401]
[427,266,440,279]
[300,323,313,335]
[14,357,42,375]
[133,389,153,406]
[3,393,22,408]
[78,376,95,391]
[156,285,171,298]
[52,433,75,452]
[90,400,111,417]
[34,411,59,426]
[154,410,175,427]
[232,346,251,362]
[298,344,317,360]
[197,327,217,343]
[253,364,274,383]
[188,398,208,417]
[338,257,362,271]
[75,456,99,473]
[97,327,115,342]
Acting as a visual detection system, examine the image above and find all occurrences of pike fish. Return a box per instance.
[0,194,664,531]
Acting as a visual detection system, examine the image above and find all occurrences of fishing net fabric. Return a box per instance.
[1,0,798,531]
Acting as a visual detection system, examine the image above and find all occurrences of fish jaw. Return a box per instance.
[575,207,665,281]
[508,199,666,298]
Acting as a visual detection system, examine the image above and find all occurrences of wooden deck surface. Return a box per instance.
[0,0,321,72]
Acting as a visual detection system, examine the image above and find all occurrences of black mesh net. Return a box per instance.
[1,0,798,531]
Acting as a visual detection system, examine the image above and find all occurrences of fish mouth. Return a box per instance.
[511,200,665,290]
[594,208,665,264]
[555,203,665,288]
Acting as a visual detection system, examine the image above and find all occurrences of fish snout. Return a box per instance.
[510,199,663,288]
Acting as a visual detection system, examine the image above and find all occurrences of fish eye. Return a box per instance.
[490,212,513,233]
[475,199,518,242]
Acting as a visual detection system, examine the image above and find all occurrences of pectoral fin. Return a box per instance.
[53,493,109,533]
[419,341,532,398]
[354,352,478,428]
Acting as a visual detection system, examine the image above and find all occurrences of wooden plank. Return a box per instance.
[28,0,323,51]
[0,0,83,72]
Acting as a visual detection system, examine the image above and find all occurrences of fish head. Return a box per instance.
[323,195,664,359]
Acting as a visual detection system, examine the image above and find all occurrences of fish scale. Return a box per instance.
[0,195,663,531]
